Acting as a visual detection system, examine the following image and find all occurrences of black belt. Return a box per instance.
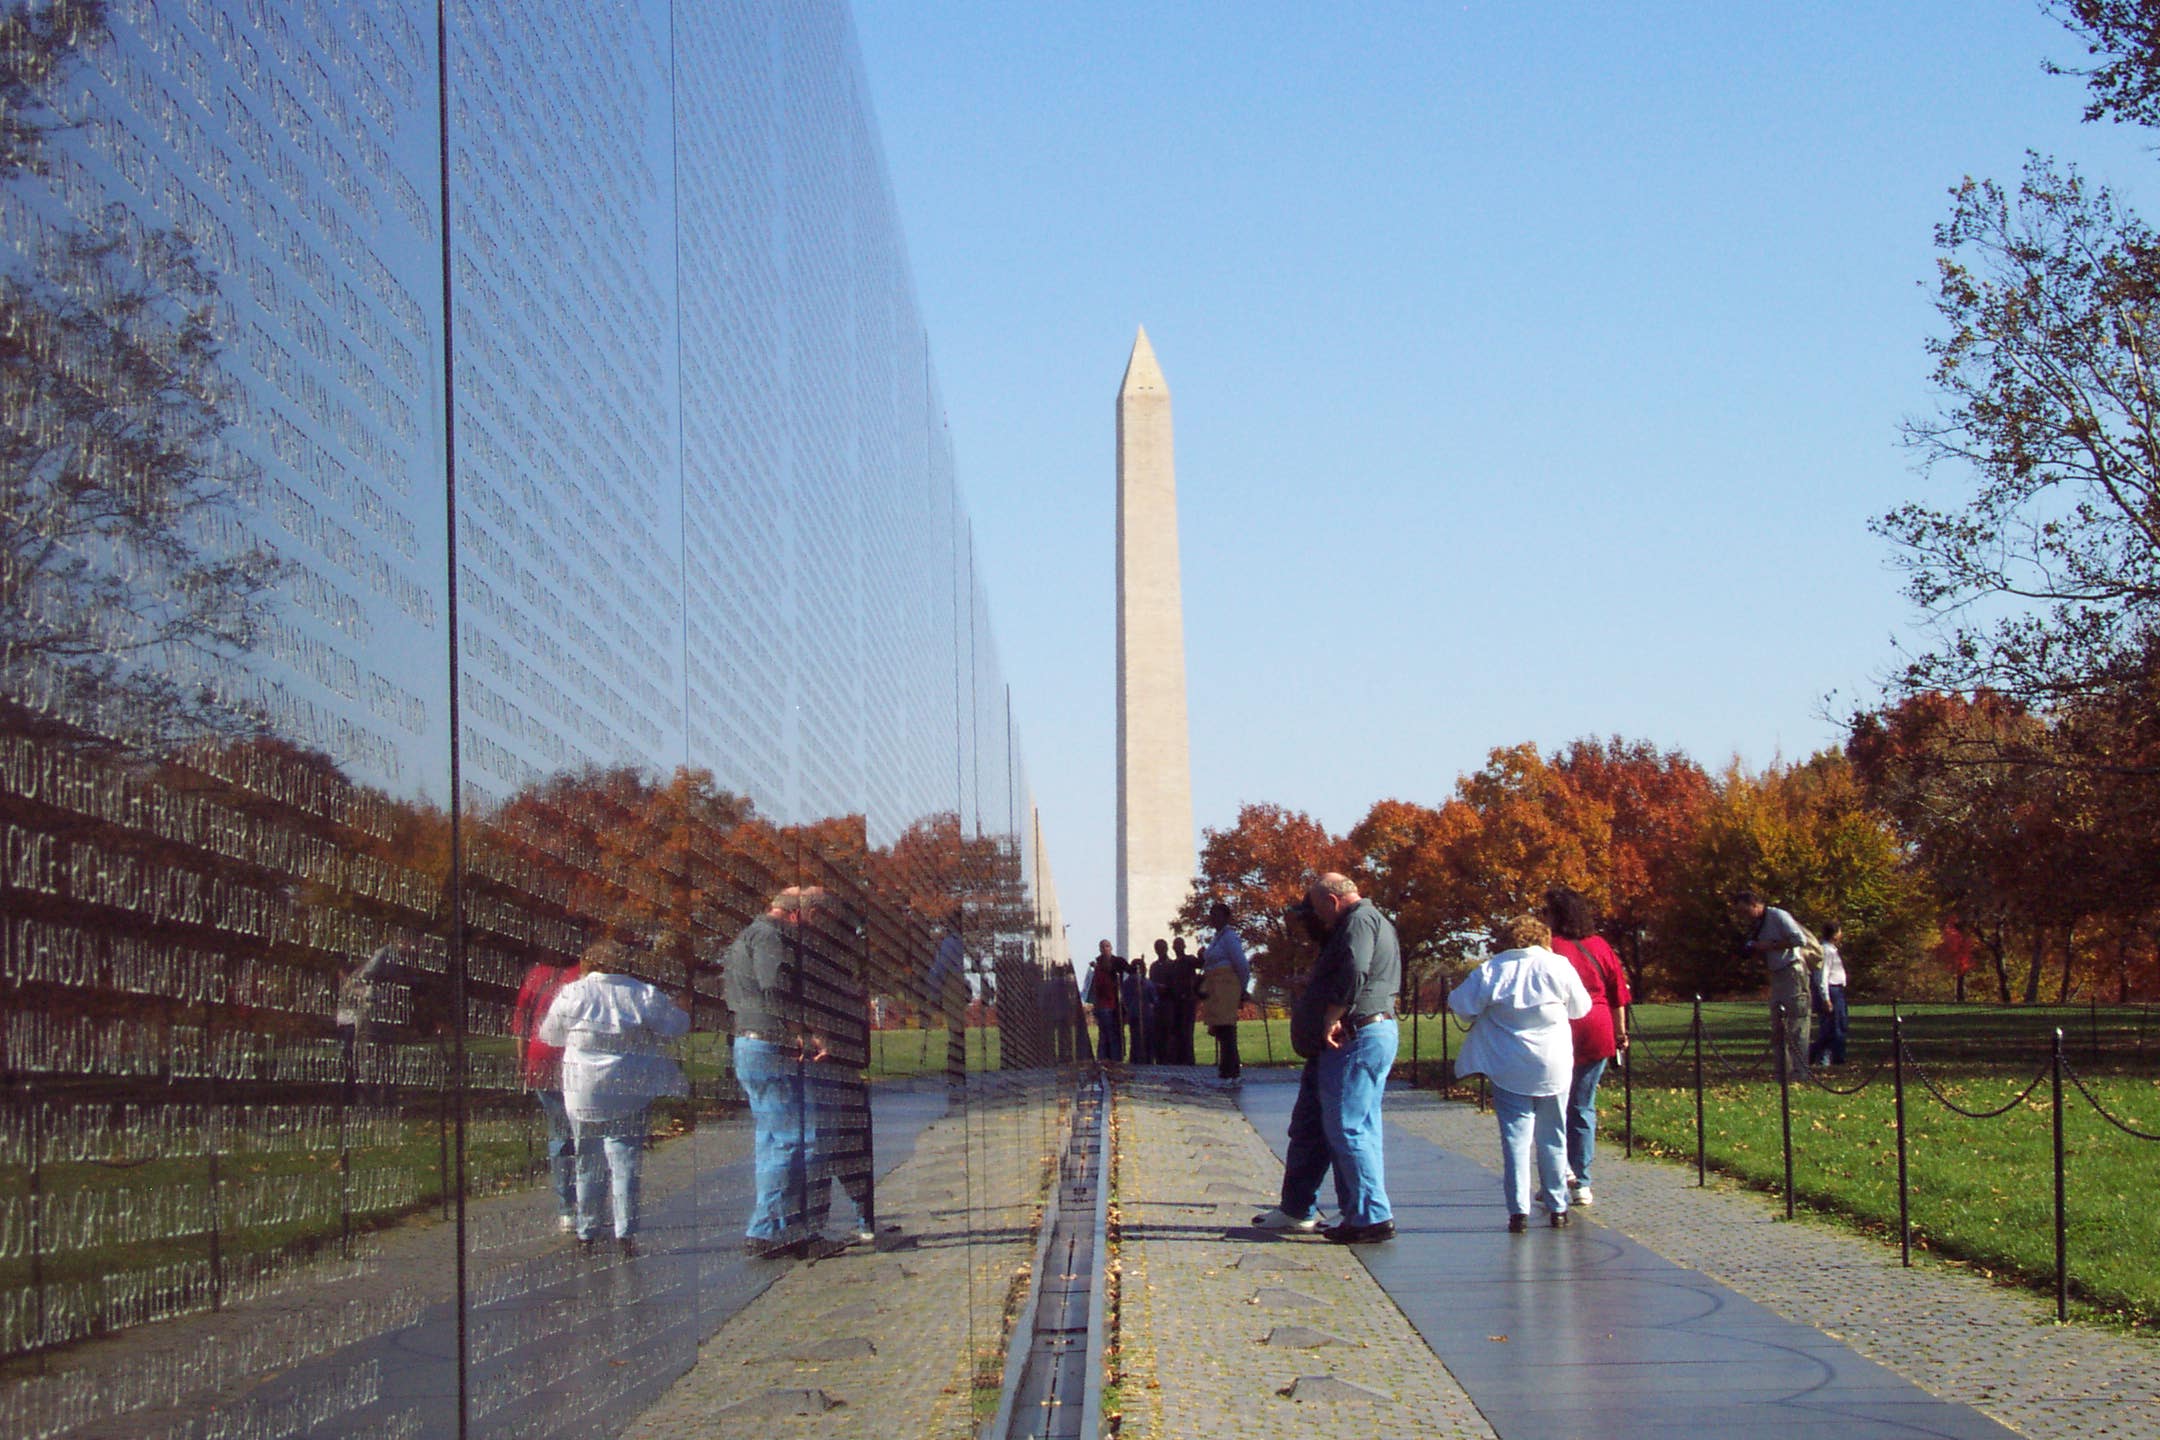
[1349,1011,1395,1028]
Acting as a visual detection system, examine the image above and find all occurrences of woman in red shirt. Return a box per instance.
[1542,887,1631,1207]
[512,955,579,1233]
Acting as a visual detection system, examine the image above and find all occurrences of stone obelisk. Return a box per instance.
[1116,326,1195,961]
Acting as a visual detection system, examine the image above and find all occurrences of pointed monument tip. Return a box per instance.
[1120,324,1167,396]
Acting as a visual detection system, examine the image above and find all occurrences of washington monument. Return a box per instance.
[1116,327,1195,960]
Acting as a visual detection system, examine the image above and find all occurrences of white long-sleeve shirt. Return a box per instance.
[1449,946,1593,1097]
[538,972,690,1121]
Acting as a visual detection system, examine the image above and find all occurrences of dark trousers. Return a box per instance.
[1094,1006,1123,1061]
[1210,1023,1240,1079]
[1809,985,1849,1066]
[1174,1002,1198,1064]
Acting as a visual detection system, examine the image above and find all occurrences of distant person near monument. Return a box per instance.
[1090,940,1125,1062]
[1199,901,1249,1082]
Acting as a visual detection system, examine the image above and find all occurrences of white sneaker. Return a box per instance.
[1250,1207,1320,1232]
[1573,1185,1595,1208]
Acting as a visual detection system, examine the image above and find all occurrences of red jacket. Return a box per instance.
[512,962,575,1090]
[1550,935,1631,1065]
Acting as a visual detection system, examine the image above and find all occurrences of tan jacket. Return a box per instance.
[1199,963,1243,1028]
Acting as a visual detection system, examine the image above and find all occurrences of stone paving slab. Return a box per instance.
[1388,1086,2160,1439]
[623,1080,1059,1440]
[1111,1073,1496,1440]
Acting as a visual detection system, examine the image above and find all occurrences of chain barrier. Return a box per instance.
[2061,1058,2160,1142]
[1901,1044,2050,1119]
[1796,1048,1889,1096]
[1697,1024,1775,1081]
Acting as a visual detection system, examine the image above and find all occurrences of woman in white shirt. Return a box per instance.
[1450,914,1593,1231]
[538,939,689,1255]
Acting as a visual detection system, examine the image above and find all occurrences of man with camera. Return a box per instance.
[1251,873,1402,1245]
[1731,889,1811,1077]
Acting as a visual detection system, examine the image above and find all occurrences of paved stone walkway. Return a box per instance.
[1111,1072,1496,1439]
[1390,1089,2160,1439]
[625,1076,1059,1440]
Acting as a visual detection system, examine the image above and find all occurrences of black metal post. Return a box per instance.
[2090,994,2100,1063]
[1410,989,1421,1090]
[1892,1012,1910,1267]
[1693,994,1706,1187]
[1439,977,1451,1098]
[1623,1006,1634,1158]
[2052,1027,2068,1322]
[1775,1004,1795,1219]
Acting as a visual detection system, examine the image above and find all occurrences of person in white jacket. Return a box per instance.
[538,939,689,1255]
[1450,914,1593,1231]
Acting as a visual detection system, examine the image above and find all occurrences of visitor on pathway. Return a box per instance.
[539,938,689,1256]
[1252,873,1401,1245]
[1125,946,1157,1064]
[1199,901,1249,1081]
[1148,939,1176,1062]
[511,952,580,1234]
[1543,886,1631,1208]
[1450,913,1592,1232]
[1732,890,1812,1076]
[1167,936,1200,1065]
[1809,920,1850,1067]
[1091,941,1125,1061]
[725,888,833,1258]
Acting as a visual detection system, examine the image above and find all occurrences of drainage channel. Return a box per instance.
[983,1075,1111,1440]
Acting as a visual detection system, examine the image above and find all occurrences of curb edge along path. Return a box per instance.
[1388,1090,2160,1440]
[1112,1073,1496,1440]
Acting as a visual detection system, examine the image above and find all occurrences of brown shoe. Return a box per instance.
[1507,1214,1528,1234]
[1550,1210,1571,1229]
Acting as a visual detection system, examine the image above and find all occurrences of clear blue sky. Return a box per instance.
[851,1,2160,950]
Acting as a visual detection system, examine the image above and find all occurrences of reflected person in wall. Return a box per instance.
[1167,936,1201,1065]
[539,939,689,1257]
[511,950,582,1233]
[1125,946,1157,1064]
[924,912,969,1082]
[805,920,878,1246]
[726,888,837,1258]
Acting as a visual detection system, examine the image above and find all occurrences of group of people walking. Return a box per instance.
[1089,901,1252,1079]
[1448,888,1630,1231]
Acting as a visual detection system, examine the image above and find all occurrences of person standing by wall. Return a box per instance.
[1256,873,1401,1245]
[1125,946,1158,1064]
[1090,940,1125,1062]
[1199,902,1249,1081]
[1542,887,1630,1208]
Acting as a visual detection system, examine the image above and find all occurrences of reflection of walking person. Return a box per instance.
[808,951,877,1245]
[511,954,580,1233]
[538,939,689,1256]
[926,916,968,1081]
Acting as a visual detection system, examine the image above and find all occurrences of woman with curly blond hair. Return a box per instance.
[1449,914,1591,1231]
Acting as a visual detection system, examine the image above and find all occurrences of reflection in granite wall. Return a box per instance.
[0,3,1074,1437]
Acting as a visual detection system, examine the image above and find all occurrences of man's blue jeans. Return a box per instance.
[572,1109,647,1240]
[735,1036,816,1241]
[1277,1017,1396,1226]
[534,1089,577,1220]
[1492,1085,1568,1217]
[1565,1058,1608,1188]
